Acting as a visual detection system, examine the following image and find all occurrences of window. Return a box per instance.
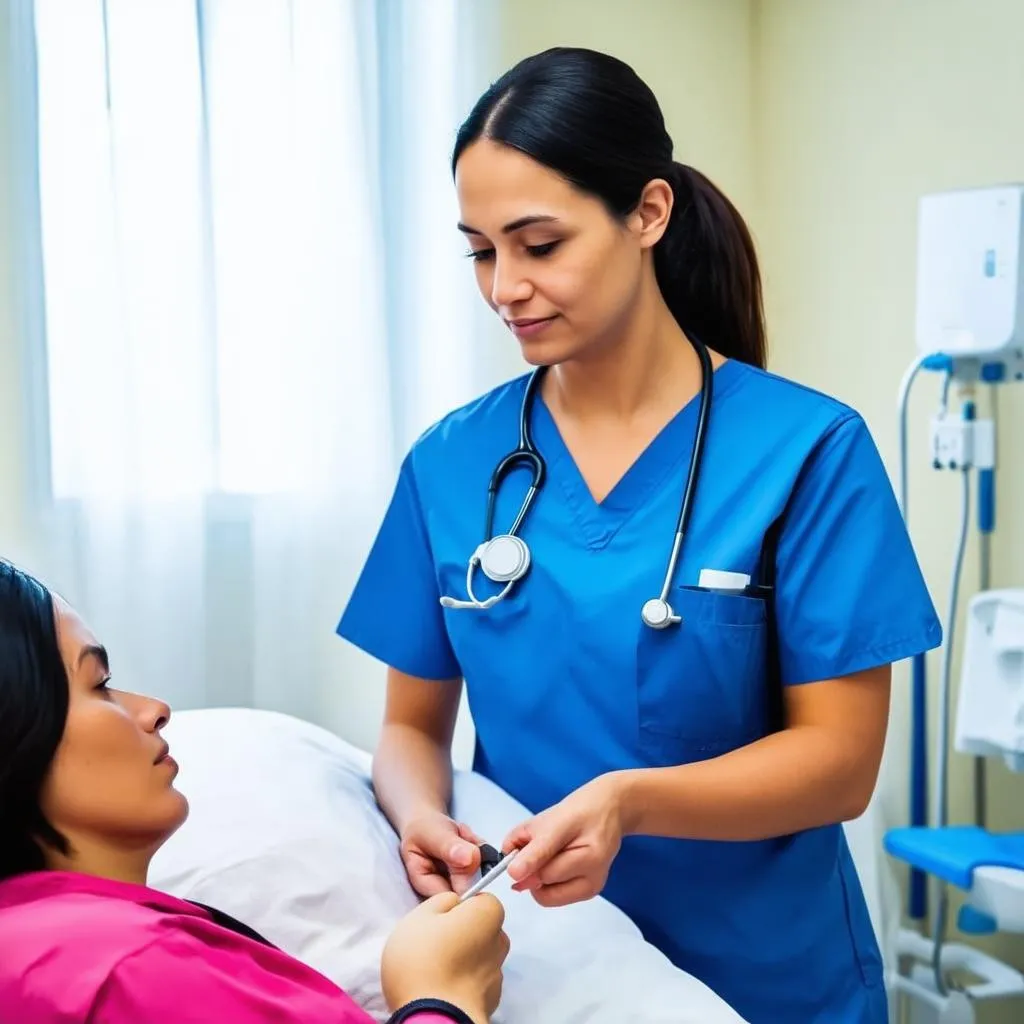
[32,0,473,500]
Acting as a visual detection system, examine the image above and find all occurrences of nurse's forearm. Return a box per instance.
[373,723,454,833]
[614,726,875,842]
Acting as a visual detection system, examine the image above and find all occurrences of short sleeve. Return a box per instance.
[336,453,461,680]
[774,414,942,685]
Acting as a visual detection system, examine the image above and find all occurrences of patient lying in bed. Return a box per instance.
[146,715,752,1022]
[0,561,506,1024]
[0,560,748,1023]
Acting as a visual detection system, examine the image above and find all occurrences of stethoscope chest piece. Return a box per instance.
[477,534,531,583]
[640,597,681,630]
[440,534,532,611]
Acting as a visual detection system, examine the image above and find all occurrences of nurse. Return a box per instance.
[339,46,941,1023]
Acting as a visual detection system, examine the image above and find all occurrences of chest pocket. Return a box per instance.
[635,586,769,765]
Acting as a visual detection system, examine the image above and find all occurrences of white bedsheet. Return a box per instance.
[150,707,747,1023]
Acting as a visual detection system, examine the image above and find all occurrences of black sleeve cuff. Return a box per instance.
[386,997,476,1024]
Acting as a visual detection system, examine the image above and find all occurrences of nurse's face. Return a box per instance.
[455,139,656,365]
[38,598,188,861]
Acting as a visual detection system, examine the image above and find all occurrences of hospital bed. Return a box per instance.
[149,707,750,1023]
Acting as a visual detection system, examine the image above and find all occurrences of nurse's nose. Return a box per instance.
[490,255,532,309]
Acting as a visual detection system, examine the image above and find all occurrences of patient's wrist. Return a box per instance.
[386,996,482,1024]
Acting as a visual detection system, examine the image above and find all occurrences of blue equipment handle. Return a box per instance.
[979,468,995,534]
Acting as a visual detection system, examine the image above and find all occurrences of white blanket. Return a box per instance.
[150,707,747,1023]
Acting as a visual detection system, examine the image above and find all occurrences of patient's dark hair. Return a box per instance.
[0,561,70,880]
[452,46,766,368]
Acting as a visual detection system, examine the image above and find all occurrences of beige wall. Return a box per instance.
[497,0,757,227]
[756,0,1024,1008]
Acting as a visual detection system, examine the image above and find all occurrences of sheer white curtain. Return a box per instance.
[20,0,502,750]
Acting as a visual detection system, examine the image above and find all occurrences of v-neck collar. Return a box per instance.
[531,358,742,550]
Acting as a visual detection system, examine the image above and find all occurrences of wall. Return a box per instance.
[497,0,757,229]
[756,0,1024,1013]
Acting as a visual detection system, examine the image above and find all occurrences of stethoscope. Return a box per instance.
[439,335,714,629]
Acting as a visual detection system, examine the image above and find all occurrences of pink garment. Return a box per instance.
[0,870,456,1024]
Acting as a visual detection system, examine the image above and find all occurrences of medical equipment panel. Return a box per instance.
[915,184,1024,359]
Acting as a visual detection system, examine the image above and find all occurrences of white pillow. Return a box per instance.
[150,707,747,1023]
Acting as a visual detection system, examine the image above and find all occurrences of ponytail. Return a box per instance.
[654,163,766,369]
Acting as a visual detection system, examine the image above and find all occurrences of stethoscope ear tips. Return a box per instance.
[641,598,681,629]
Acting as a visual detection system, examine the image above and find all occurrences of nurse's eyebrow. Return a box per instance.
[457,214,560,236]
[77,644,109,672]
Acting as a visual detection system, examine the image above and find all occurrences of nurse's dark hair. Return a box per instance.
[452,47,767,369]
[0,560,71,880]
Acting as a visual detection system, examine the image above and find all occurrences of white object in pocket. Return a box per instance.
[697,569,751,592]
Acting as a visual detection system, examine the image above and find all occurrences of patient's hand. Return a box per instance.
[381,892,509,1024]
[400,810,483,897]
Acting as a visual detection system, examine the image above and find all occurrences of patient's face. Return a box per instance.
[38,599,188,860]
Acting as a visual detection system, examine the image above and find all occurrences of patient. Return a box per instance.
[0,561,508,1024]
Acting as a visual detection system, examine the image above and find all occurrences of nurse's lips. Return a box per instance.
[507,316,557,339]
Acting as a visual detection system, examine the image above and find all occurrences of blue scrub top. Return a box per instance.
[338,359,941,1023]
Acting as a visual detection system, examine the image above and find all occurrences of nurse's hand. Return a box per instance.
[501,774,626,907]
[400,810,485,897]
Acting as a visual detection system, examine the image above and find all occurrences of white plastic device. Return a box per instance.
[955,589,1024,774]
[915,184,1024,359]
[951,588,1024,934]
[928,414,995,471]
[895,929,1024,1023]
